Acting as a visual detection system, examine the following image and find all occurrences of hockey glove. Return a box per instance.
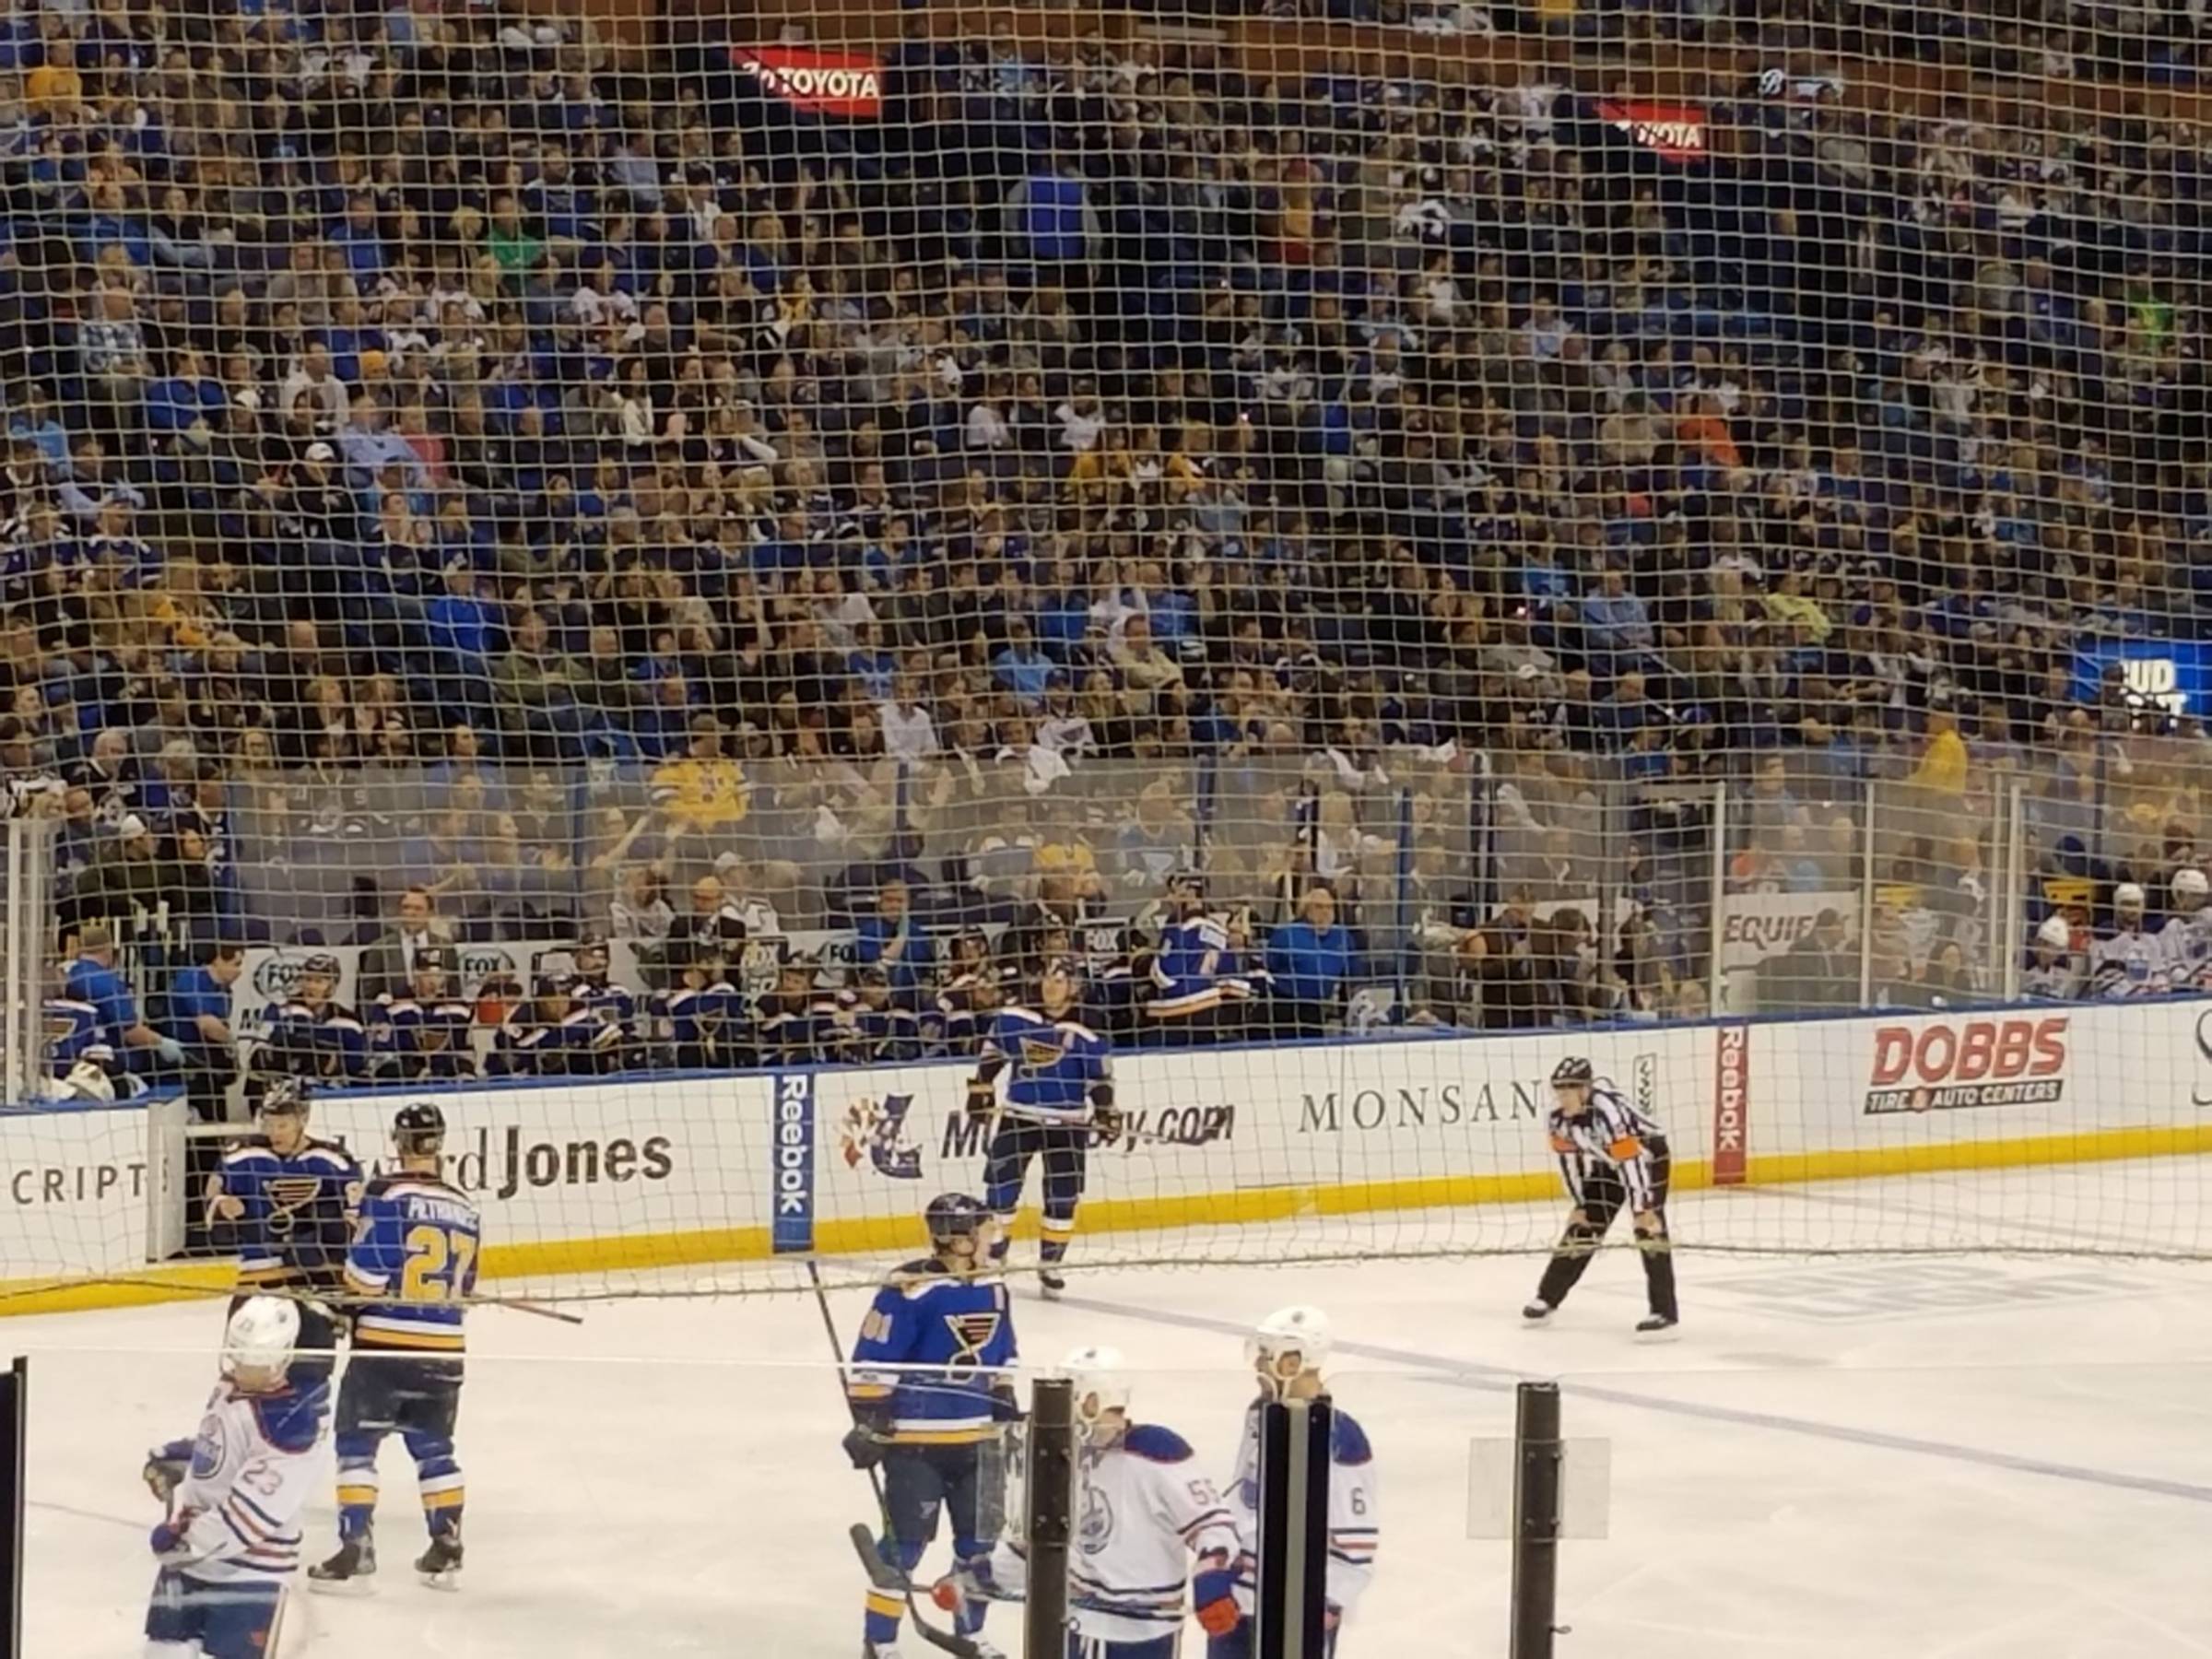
[1193,1563,1240,1636]
[1091,1103,1126,1146]
[149,1512,195,1559]
[989,1381,1026,1423]
[142,1442,192,1505]
[841,1424,887,1471]
[965,1079,998,1122]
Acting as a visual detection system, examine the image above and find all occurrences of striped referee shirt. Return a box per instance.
[1547,1084,1665,1209]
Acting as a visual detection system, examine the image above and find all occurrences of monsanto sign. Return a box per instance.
[734,47,883,119]
[1597,100,1709,163]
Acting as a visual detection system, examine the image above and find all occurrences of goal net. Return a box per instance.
[6,0,2212,1320]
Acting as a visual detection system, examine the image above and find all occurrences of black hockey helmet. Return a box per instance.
[259,1077,309,1117]
[393,1100,447,1155]
[1550,1055,1594,1088]
[924,1192,990,1245]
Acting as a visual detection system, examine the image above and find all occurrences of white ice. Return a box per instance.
[17,1159,2212,1658]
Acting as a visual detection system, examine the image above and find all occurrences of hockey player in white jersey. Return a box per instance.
[947,1347,1241,1657]
[2158,868,2212,978]
[1216,1307,1376,1659]
[2022,913,2082,1000]
[142,1295,330,1658]
[2091,882,2165,996]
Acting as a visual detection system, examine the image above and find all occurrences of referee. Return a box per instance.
[1523,1056,1679,1335]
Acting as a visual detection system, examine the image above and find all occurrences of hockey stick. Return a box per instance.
[480,1297,585,1325]
[805,1257,981,1659]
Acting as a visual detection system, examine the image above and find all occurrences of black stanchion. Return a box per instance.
[1253,1396,1332,1659]
[2,1356,26,1659]
[1510,1381,1563,1659]
[1024,1376,1075,1659]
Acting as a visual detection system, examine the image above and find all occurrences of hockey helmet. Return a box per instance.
[1249,1304,1334,1394]
[924,1192,991,1246]
[1550,1055,1594,1089]
[1063,1345,1133,1436]
[221,1295,300,1389]
[2036,913,2072,950]
[301,952,341,982]
[2115,882,2147,912]
[259,1077,310,1117]
[2178,868,2209,902]
[393,1100,447,1154]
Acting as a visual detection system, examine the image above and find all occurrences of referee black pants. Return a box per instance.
[1534,1143,1677,1320]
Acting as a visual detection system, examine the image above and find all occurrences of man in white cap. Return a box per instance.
[2023,913,2081,1000]
[2158,867,2212,979]
[2091,881,2162,996]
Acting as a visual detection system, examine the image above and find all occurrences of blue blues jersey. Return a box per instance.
[369,993,477,1080]
[212,1135,364,1290]
[980,1005,1112,1124]
[855,1002,924,1062]
[651,978,747,1067]
[259,999,368,1080]
[571,977,638,1030]
[343,1171,482,1357]
[1148,915,1251,1016]
[63,955,140,1044]
[848,1259,1017,1444]
[488,1007,620,1076]
[759,990,841,1064]
[163,965,234,1062]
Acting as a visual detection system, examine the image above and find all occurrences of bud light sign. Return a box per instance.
[2072,638,2212,718]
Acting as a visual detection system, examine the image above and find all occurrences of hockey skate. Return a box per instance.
[1038,1268,1066,1300]
[416,1531,465,1588]
[1521,1300,1553,1324]
[1635,1312,1679,1338]
[862,1643,905,1659]
[307,1534,377,1593]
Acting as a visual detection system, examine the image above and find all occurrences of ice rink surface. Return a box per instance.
[17,1160,2212,1659]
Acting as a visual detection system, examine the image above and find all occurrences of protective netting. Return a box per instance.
[7,0,2212,1303]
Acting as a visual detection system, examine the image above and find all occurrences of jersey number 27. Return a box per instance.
[399,1223,478,1303]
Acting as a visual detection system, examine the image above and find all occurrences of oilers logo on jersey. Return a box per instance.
[1079,1477,1117,1554]
[839,1094,924,1180]
[189,1414,227,1481]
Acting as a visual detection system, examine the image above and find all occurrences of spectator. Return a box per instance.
[855,877,935,995]
[1265,887,1359,1036]
[164,940,244,1121]
[1763,910,1855,1010]
[358,886,455,1006]
[65,920,182,1074]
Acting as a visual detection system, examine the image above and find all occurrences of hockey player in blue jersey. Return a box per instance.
[1216,1307,1378,1659]
[310,1102,481,1592]
[1144,872,1252,1047]
[201,1079,362,1392]
[259,954,368,1082]
[369,948,477,1082]
[967,959,1119,1298]
[846,1192,1020,1659]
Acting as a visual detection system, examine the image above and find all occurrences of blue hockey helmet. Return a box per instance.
[924,1193,990,1245]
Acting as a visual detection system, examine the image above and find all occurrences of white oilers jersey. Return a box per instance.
[2091,926,2162,994]
[2021,959,2080,1000]
[1227,1402,1378,1619]
[2158,912,2212,977]
[165,1378,328,1583]
[1068,1423,1238,1644]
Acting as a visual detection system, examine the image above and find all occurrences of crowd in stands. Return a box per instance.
[9,0,2212,1100]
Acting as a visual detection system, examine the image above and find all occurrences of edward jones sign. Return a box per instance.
[1862,1018,2068,1115]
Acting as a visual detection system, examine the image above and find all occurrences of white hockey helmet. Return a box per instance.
[2177,868,2209,902]
[2115,882,2147,912]
[221,1295,300,1389]
[2035,913,2072,950]
[1249,1305,1334,1394]
[1063,1345,1133,1436]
